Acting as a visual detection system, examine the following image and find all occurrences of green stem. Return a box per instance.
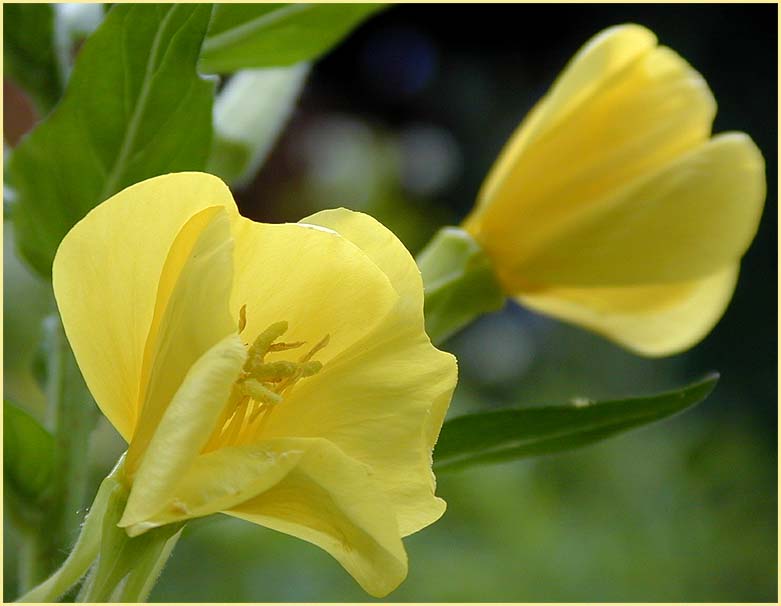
[29,314,99,585]
[17,532,49,595]
[417,226,506,345]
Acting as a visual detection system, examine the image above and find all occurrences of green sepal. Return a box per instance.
[80,473,184,602]
[417,226,506,345]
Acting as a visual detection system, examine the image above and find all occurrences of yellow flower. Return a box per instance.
[464,24,766,356]
[52,172,457,597]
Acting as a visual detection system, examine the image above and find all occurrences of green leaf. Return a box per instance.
[434,374,719,472]
[200,4,383,73]
[4,401,56,505]
[7,4,215,277]
[3,3,63,114]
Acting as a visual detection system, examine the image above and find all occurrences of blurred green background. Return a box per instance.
[4,3,777,602]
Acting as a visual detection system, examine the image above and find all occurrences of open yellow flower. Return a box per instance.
[52,172,457,597]
[464,24,766,356]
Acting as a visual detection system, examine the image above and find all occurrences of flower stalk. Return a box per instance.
[14,315,99,593]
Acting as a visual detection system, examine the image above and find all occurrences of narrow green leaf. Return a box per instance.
[3,401,56,505]
[434,374,719,472]
[200,4,383,73]
[8,4,215,277]
[3,3,63,114]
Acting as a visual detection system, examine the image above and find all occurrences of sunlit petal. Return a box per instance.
[52,173,238,439]
[275,209,456,534]
[510,134,764,288]
[469,25,717,274]
[229,217,399,364]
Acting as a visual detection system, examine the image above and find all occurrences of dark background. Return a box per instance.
[4,3,777,602]
[226,4,778,600]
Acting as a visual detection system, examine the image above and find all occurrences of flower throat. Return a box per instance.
[207,305,329,449]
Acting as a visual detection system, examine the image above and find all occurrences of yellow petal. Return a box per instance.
[132,437,409,597]
[225,438,408,598]
[120,332,246,530]
[518,264,739,356]
[509,133,765,288]
[466,24,719,281]
[490,24,657,161]
[125,206,238,474]
[300,209,453,447]
[229,217,399,364]
[265,209,457,536]
[302,208,423,314]
[52,173,239,440]
[122,440,308,531]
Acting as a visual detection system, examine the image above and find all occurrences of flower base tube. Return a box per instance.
[417,226,506,345]
[17,456,183,604]
[79,477,183,603]
[17,461,120,603]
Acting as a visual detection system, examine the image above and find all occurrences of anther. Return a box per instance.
[300,334,330,362]
[299,361,323,377]
[268,341,306,353]
[238,304,247,333]
[249,361,299,382]
[241,379,283,404]
[246,321,289,366]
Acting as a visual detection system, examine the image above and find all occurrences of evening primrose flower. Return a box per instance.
[463,24,766,356]
[52,172,457,597]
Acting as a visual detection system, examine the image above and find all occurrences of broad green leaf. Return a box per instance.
[3,3,63,114]
[8,4,215,277]
[208,63,310,187]
[4,401,56,505]
[434,374,718,472]
[200,4,383,73]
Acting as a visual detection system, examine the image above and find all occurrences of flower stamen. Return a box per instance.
[210,313,329,448]
[238,304,248,334]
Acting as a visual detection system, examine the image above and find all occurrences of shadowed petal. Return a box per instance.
[125,206,238,474]
[518,264,739,356]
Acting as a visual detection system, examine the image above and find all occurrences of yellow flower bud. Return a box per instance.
[464,24,766,356]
